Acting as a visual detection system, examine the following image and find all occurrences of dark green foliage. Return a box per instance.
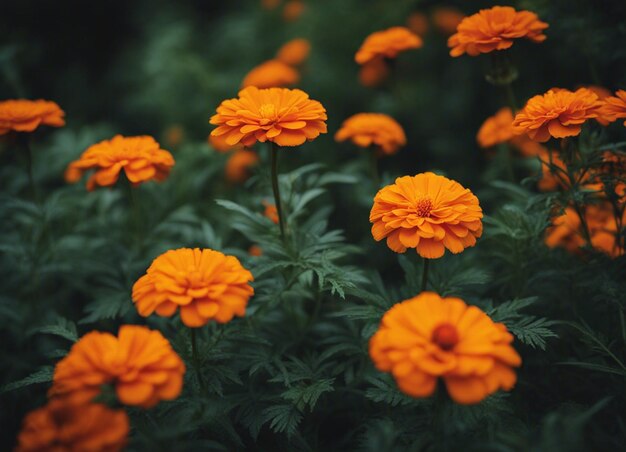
[2,0,626,451]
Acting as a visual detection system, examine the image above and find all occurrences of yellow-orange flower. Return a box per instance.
[335,113,406,155]
[545,207,584,253]
[477,107,547,157]
[601,89,626,126]
[241,59,300,89]
[209,133,243,153]
[276,38,311,66]
[283,0,305,22]
[225,149,260,183]
[546,204,624,257]
[370,173,483,259]
[448,6,548,57]
[263,201,279,224]
[406,12,429,36]
[0,99,65,135]
[512,88,604,142]
[369,292,521,405]
[15,400,128,452]
[476,107,515,148]
[355,26,422,65]
[65,135,175,191]
[432,7,465,36]
[359,58,390,88]
[210,86,327,147]
[50,325,185,408]
[132,248,254,327]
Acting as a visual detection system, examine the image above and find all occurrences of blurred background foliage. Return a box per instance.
[1,0,626,450]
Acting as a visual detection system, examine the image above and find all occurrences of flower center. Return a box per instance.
[431,323,459,351]
[414,196,433,217]
[258,103,278,125]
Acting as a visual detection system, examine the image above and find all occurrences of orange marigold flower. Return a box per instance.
[65,135,175,191]
[335,113,406,155]
[512,88,604,142]
[210,86,327,147]
[359,57,390,88]
[15,400,128,452]
[476,107,546,157]
[50,325,185,408]
[432,7,465,36]
[476,107,515,148]
[241,59,300,89]
[0,99,65,135]
[369,292,521,404]
[601,89,626,126]
[546,204,624,257]
[225,149,259,183]
[209,133,243,153]
[355,26,422,65]
[283,0,305,22]
[263,201,279,224]
[545,207,584,254]
[448,6,548,57]
[406,12,429,36]
[370,173,483,259]
[132,248,254,328]
[276,38,311,66]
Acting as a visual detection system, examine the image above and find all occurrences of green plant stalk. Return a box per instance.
[122,174,142,243]
[270,142,286,238]
[421,259,429,292]
[21,135,39,203]
[190,328,203,390]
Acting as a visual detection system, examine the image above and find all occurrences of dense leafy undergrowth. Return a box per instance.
[2,0,626,450]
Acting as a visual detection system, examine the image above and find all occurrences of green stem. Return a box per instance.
[190,328,203,390]
[421,259,430,292]
[122,175,142,242]
[572,200,593,247]
[21,135,39,203]
[432,381,449,452]
[270,143,286,238]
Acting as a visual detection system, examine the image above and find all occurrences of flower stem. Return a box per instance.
[421,259,429,292]
[270,142,286,238]
[122,175,142,243]
[190,328,203,390]
[572,200,593,247]
[20,135,39,203]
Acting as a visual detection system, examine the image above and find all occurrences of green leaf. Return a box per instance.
[36,316,78,342]
[261,404,303,437]
[1,366,54,394]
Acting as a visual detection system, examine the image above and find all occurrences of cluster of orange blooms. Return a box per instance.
[476,85,626,257]
[355,26,422,88]
[15,325,185,451]
[4,3,626,446]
